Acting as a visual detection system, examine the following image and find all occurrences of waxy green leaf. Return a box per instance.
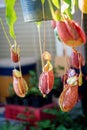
[5,0,17,39]
[51,0,60,9]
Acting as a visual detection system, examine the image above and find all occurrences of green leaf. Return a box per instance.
[63,0,71,5]
[63,0,77,15]
[61,0,73,19]
[48,0,61,21]
[63,6,73,19]
[5,0,17,39]
[37,120,51,128]
[41,0,45,5]
[56,125,67,130]
[43,108,57,115]
[74,0,78,10]
[51,0,60,8]
[17,113,27,120]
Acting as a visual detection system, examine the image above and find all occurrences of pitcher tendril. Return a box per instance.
[0,17,12,47]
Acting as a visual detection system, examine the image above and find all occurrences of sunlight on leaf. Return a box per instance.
[61,0,73,19]
[61,2,69,13]
[5,0,17,39]
[64,6,73,19]
[51,0,60,9]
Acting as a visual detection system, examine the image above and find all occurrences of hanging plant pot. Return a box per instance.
[20,0,56,22]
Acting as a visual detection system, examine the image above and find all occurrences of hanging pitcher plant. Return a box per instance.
[4,0,87,37]
[4,0,87,111]
[48,0,87,112]
[13,69,28,97]
[56,19,86,47]
[39,52,54,97]
[4,0,29,97]
[10,42,20,63]
[5,0,20,63]
[36,21,54,97]
[59,68,78,112]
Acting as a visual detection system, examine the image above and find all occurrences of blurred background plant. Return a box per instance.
[29,106,87,130]
[6,68,64,106]
[28,70,42,96]
[7,83,15,97]
[0,120,26,130]
[6,83,23,105]
[16,104,87,130]
[53,67,63,97]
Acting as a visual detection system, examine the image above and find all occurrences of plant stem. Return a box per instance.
[42,4,46,52]
[14,40,22,75]
[18,60,22,76]
[0,17,12,47]
[14,39,17,51]
[48,0,56,20]
[37,24,44,69]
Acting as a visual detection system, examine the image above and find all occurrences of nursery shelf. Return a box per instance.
[5,103,56,124]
